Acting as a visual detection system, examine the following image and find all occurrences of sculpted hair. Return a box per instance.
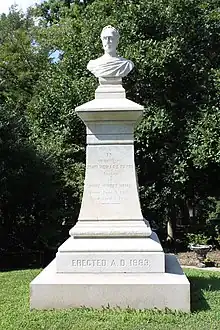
[100,25,120,40]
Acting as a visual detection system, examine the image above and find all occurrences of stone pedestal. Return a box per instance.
[70,78,152,238]
[30,77,190,312]
[30,255,190,311]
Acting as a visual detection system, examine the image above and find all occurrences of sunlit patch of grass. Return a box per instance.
[1,268,220,330]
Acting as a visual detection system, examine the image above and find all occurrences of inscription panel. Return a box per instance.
[72,258,150,268]
[56,252,165,273]
[86,123,133,135]
[87,183,132,204]
[85,145,136,205]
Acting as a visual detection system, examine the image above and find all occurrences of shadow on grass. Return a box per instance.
[188,273,220,312]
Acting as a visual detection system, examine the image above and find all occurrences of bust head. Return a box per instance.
[100,25,120,56]
[87,25,134,78]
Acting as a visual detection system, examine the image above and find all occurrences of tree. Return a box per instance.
[0,7,77,255]
[33,0,95,26]
[1,0,219,255]
[0,7,50,113]
[29,0,220,244]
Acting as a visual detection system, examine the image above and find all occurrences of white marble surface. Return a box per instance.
[59,233,163,252]
[56,251,165,273]
[30,254,190,312]
[70,79,152,238]
[30,26,190,311]
[57,233,164,273]
[75,144,146,221]
[87,26,134,78]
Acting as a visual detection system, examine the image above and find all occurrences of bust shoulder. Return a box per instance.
[87,55,134,78]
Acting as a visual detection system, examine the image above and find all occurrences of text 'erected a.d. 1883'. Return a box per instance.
[72,258,150,268]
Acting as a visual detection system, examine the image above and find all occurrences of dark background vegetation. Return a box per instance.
[0,0,219,268]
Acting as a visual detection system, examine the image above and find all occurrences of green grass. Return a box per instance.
[1,268,220,330]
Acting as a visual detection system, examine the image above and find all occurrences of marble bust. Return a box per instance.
[87,25,134,78]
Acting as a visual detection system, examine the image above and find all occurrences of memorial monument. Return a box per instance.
[30,26,190,312]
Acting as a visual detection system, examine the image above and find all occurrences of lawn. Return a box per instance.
[1,268,220,330]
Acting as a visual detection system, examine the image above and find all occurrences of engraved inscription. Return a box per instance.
[87,183,132,204]
[71,258,150,268]
[86,147,135,205]
[72,259,107,267]
[87,163,133,176]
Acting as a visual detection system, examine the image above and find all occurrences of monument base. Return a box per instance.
[30,254,190,312]
[56,233,165,273]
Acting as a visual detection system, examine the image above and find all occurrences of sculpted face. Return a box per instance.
[87,25,134,78]
[101,26,119,55]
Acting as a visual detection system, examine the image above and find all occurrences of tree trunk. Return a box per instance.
[167,218,174,242]
[166,205,176,250]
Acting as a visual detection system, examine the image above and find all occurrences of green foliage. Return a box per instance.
[25,0,220,243]
[33,0,95,26]
[1,0,220,254]
[0,8,80,253]
[187,233,211,246]
[0,9,49,109]
[40,0,219,234]
[0,103,78,253]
